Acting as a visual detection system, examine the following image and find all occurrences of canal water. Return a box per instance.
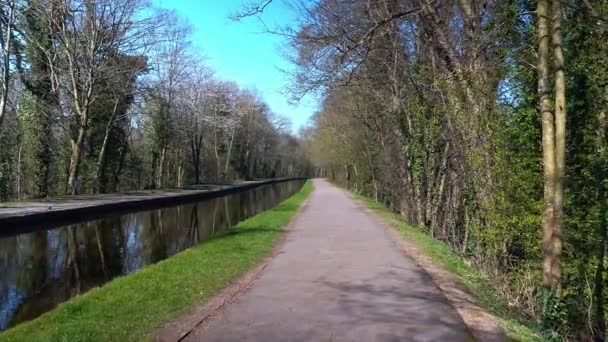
[0,180,305,331]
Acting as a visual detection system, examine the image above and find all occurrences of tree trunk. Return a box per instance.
[156,147,166,189]
[96,132,111,193]
[213,128,221,183]
[224,127,237,181]
[96,99,119,193]
[16,141,22,199]
[35,108,52,198]
[593,220,606,341]
[67,123,87,195]
[149,152,157,189]
[0,1,15,130]
[551,0,566,295]
[537,0,559,293]
[112,138,129,192]
[177,159,183,188]
[190,134,202,184]
[244,148,251,179]
[353,164,359,192]
[592,109,607,341]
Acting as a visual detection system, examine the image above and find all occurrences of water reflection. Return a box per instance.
[0,180,304,330]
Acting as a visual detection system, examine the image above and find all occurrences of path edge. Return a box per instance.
[154,187,314,342]
[350,194,507,342]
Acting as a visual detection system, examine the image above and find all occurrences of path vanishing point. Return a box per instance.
[179,179,475,342]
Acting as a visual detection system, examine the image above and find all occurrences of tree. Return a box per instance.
[92,53,147,193]
[0,0,312,203]
[536,1,566,326]
[0,0,17,130]
[49,0,163,194]
[285,0,580,337]
[13,0,61,198]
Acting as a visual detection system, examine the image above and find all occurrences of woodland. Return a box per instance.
[282,0,608,340]
[0,0,312,200]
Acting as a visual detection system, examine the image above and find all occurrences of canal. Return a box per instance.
[0,179,306,330]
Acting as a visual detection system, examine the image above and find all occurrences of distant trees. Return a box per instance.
[0,0,311,200]
[285,0,606,339]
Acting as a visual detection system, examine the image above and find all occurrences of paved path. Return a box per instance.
[186,179,473,342]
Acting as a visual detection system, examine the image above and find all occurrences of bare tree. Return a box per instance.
[49,0,166,194]
[179,65,214,184]
[142,21,193,188]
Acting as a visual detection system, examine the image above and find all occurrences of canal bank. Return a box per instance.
[0,178,307,236]
[0,179,307,331]
[0,181,312,341]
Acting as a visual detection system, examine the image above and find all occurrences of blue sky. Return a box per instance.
[153,0,317,132]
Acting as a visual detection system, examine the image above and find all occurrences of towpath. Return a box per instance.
[185,179,474,341]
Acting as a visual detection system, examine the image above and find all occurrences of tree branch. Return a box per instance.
[230,0,273,21]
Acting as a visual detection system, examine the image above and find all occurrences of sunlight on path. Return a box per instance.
[186,179,473,342]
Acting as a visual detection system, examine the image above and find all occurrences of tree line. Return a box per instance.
[0,0,312,200]
[276,0,607,339]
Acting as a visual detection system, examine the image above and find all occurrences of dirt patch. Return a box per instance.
[154,198,311,342]
[359,203,507,342]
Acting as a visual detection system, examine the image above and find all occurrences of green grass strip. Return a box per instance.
[353,194,542,342]
[0,181,313,342]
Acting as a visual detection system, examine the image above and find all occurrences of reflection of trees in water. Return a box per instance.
[136,208,168,266]
[212,199,219,236]
[224,197,231,228]
[0,181,306,330]
[188,203,200,246]
[0,227,85,329]
[0,286,22,330]
[104,218,126,278]
[90,217,126,281]
[0,234,37,329]
[123,213,144,273]
[66,227,81,294]
[157,210,164,237]
[46,230,67,281]
[94,226,108,279]
[18,231,48,292]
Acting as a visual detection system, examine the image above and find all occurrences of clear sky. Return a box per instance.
[153,0,317,132]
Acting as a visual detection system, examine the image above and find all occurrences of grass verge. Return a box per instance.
[0,181,313,342]
[353,193,542,342]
